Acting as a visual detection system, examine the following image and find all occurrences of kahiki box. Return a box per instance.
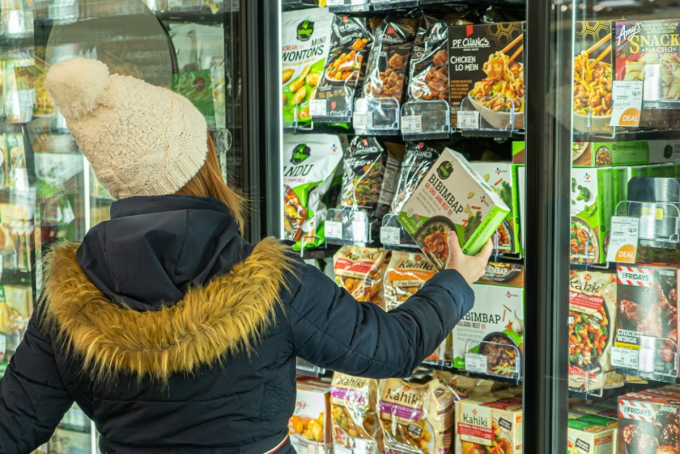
[613,264,680,380]
[397,148,510,269]
[289,379,332,454]
[618,390,680,454]
[454,396,523,454]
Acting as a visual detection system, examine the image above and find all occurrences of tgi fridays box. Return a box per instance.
[568,414,617,454]
[452,276,524,379]
[398,148,510,269]
[449,22,525,130]
[469,162,521,255]
[618,391,680,454]
[454,396,523,454]
[573,21,614,135]
[569,270,625,393]
[289,379,332,454]
[613,265,680,380]
[570,168,613,265]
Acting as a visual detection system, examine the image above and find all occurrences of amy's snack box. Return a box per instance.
[618,390,680,453]
[568,270,624,393]
[573,21,614,134]
[449,22,525,130]
[398,148,510,269]
[452,277,524,378]
[614,264,680,379]
[570,168,613,265]
[615,20,680,103]
[290,380,332,453]
[470,162,521,255]
[454,396,523,454]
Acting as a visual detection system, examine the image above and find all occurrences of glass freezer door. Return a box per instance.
[0,0,242,452]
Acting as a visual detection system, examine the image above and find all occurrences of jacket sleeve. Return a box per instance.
[288,263,474,378]
[0,316,74,454]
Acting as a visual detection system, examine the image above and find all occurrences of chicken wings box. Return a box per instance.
[618,387,680,454]
[397,148,510,270]
[614,264,680,380]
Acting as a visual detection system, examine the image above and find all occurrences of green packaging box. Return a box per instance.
[572,141,649,167]
[570,168,613,265]
[398,149,510,269]
[470,162,521,255]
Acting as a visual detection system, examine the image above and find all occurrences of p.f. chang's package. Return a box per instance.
[614,264,680,380]
[281,8,334,127]
[363,14,419,104]
[378,378,454,454]
[330,373,381,454]
[397,148,510,269]
[311,15,373,124]
[283,134,344,250]
[333,246,389,307]
[409,15,450,104]
[449,22,525,130]
[568,270,624,393]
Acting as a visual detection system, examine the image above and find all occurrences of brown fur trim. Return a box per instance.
[40,238,298,383]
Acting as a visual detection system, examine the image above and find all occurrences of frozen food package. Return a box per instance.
[455,396,523,454]
[281,8,334,127]
[172,70,216,129]
[481,6,523,24]
[433,371,480,398]
[384,251,436,311]
[449,22,525,130]
[289,379,332,453]
[378,378,454,454]
[570,167,613,265]
[283,134,344,251]
[311,14,373,124]
[330,373,381,453]
[618,390,680,454]
[409,15,449,103]
[362,14,419,104]
[333,246,389,307]
[391,142,443,214]
[398,148,510,268]
[568,270,625,392]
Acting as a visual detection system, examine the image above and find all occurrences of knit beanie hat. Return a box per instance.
[45,57,208,200]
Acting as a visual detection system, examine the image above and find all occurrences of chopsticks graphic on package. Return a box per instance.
[502,34,524,63]
[585,34,612,66]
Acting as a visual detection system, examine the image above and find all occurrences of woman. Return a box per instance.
[0,58,491,454]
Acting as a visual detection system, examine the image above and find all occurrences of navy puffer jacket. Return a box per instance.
[0,195,474,454]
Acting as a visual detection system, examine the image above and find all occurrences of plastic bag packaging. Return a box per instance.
[390,142,444,214]
[330,373,382,453]
[333,246,389,308]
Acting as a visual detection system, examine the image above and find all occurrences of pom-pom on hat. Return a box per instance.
[45,57,208,200]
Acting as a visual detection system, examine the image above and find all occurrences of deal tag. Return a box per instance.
[401,115,423,134]
[465,353,488,374]
[606,216,639,263]
[611,81,643,127]
[380,226,401,245]
[458,111,479,130]
[325,221,343,239]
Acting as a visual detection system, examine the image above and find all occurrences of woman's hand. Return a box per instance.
[445,231,493,285]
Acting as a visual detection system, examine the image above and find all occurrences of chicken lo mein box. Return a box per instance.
[397,148,510,270]
[613,265,680,380]
[448,22,525,130]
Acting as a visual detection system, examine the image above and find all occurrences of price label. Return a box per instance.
[611,81,643,127]
[465,353,488,374]
[612,347,639,369]
[458,111,480,130]
[168,0,183,7]
[401,115,422,133]
[353,112,372,129]
[352,220,367,243]
[606,216,639,263]
[310,99,328,117]
[351,0,366,4]
[381,227,401,245]
[335,447,352,454]
[638,348,658,373]
[326,0,344,5]
[325,221,343,239]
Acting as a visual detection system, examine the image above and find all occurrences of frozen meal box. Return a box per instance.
[568,414,617,454]
[452,280,524,379]
[570,168,613,265]
[614,264,680,379]
[397,148,510,269]
[618,391,680,454]
[449,22,525,130]
[572,141,650,167]
[573,21,614,135]
[478,262,524,288]
[470,162,521,255]
[454,396,523,454]
[281,8,334,127]
[512,141,525,165]
[568,270,624,393]
[517,165,526,253]
[290,381,332,453]
[615,20,680,103]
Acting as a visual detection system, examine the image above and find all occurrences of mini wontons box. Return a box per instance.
[397,148,510,269]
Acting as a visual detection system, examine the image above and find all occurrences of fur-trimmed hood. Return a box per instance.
[38,196,298,382]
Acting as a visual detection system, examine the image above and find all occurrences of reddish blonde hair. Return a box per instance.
[177,134,246,234]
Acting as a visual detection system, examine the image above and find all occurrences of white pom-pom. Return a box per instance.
[45,58,110,119]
